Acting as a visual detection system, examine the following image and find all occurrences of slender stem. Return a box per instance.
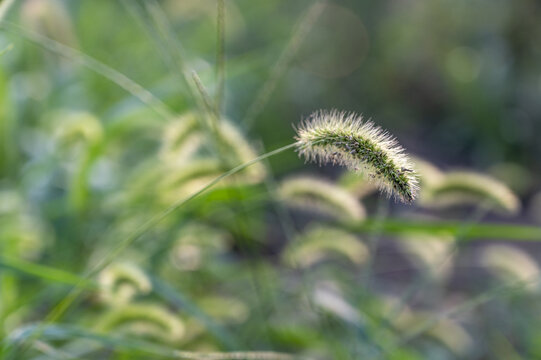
[143,0,191,92]
[216,0,226,110]
[243,1,327,128]
[129,0,218,157]
[191,70,220,127]
[141,0,222,138]
[360,197,390,295]
[0,256,96,289]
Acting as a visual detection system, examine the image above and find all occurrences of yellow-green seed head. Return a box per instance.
[278,176,366,221]
[283,225,369,268]
[421,171,520,215]
[95,303,185,343]
[295,110,419,203]
[98,262,152,305]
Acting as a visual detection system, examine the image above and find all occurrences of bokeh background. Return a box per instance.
[1,0,541,359]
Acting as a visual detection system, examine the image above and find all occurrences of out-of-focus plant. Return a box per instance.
[283,225,368,268]
[278,176,366,222]
[98,262,151,305]
[1,1,539,359]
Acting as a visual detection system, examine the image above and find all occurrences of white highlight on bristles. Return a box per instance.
[295,110,419,203]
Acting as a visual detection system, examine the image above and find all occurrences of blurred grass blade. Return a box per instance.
[216,0,225,110]
[0,42,13,55]
[0,256,96,289]
[350,218,541,241]
[132,0,225,155]
[191,70,220,120]
[150,276,239,349]
[0,0,16,21]
[7,324,296,360]
[0,21,173,120]
[243,1,327,128]
[6,324,179,359]
[32,340,76,360]
[140,0,204,113]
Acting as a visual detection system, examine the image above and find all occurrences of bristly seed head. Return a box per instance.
[294,110,419,203]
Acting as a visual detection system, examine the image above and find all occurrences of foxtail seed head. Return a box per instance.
[295,110,419,203]
[278,176,366,221]
[96,303,185,342]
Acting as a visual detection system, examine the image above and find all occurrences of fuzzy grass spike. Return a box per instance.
[295,110,419,203]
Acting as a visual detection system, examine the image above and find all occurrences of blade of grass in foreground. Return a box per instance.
[6,324,296,360]
[348,218,541,241]
[0,256,96,289]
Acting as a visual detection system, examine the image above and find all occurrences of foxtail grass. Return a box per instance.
[421,171,520,214]
[278,176,366,221]
[295,110,419,203]
[95,303,185,343]
[98,262,152,305]
[283,225,368,268]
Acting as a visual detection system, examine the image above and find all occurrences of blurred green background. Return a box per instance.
[4,0,541,178]
[1,0,541,359]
